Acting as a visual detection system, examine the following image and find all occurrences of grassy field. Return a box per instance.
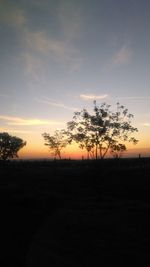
[0,158,150,266]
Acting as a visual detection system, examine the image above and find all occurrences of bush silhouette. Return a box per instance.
[0,132,26,161]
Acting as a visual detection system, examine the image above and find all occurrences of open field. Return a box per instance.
[0,158,150,266]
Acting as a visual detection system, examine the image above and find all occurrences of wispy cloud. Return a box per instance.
[0,127,34,134]
[26,31,65,55]
[10,8,26,28]
[26,31,81,63]
[0,115,64,126]
[1,1,83,79]
[23,52,43,82]
[141,122,150,127]
[24,30,82,73]
[80,94,108,101]
[0,1,26,29]
[112,46,132,66]
[116,96,150,100]
[36,97,78,111]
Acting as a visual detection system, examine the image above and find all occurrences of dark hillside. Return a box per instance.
[0,158,150,266]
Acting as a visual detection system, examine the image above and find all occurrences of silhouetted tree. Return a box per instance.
[66,101,138,159]
[110,143,126,158]
[42,130,67,159]
[0,132,26,161]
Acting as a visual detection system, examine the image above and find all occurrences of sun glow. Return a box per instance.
[18,133,150,160]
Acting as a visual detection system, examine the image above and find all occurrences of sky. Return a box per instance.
[0,0,150,159]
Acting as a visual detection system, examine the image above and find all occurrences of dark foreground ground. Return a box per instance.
[0,158,150,266]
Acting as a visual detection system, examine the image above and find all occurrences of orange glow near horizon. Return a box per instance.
[14,125,150,160]
[19,141,86,159]
[18,136,150,159]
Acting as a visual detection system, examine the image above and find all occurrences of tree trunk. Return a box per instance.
[95,144,98,160]
[57,151,61,160]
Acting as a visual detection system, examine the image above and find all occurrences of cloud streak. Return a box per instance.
[23,52,43,82]
[36,97,78,111]
[22,29,83,81]
[26,31,66,56]
[0,127,34,134]
[25,31,82,71]
[141,122,150,127]
[0,115,64,126]
[0,2,83,79]
[112,46,132,66]
[116,96,150,100]
[0,1,26,29]
[80,94,108,101]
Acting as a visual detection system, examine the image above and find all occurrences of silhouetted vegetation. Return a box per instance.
[42,130,67,159]
[42,102,138,160]
[110,143,127,158]
[0,132,26,161]
[66,102,138,159]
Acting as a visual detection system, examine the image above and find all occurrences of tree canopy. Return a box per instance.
[0,132,26,161]
[42,130,67,159]
[66,101,138,159]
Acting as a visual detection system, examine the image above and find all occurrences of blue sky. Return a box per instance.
[0,0,150,157]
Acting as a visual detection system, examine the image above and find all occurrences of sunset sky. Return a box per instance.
[0,0,150,159]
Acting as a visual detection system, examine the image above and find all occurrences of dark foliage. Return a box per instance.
[0,132,26,161]
[66,102,138,159]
